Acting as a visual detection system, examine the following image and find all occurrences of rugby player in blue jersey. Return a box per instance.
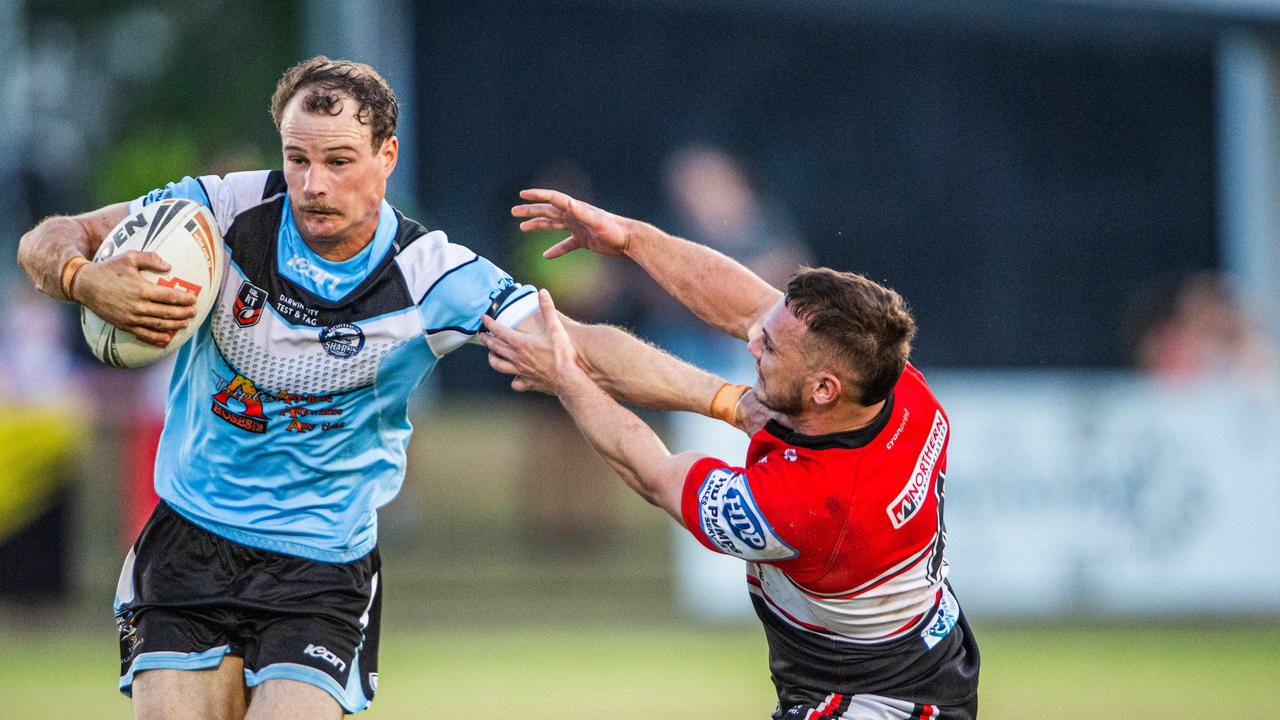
[17,57,756,720]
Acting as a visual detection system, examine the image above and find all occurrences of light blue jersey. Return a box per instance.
[130,170,537,561]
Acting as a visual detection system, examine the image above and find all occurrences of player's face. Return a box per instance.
[748,299,809,416]
[280,91,398,258]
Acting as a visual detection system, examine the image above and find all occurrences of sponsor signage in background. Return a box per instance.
[930,371,1280,615]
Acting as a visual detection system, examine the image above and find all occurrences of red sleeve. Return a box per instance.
[679,455,806,563]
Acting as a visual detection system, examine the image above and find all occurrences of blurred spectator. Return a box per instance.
[644,143,814,619]
[1133,272,1277,383]
[0,285,84,603]
[635,143,811,364]
[507,160,625,554]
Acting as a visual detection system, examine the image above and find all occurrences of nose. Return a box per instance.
[748,334,763,360]
[304,164,328,196]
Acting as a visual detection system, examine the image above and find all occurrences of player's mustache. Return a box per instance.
[300,202,341,215]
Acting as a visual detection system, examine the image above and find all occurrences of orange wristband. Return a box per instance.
[709,383,751,426]
[59,256,90,302]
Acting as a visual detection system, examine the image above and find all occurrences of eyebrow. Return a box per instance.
[283,143,361,154]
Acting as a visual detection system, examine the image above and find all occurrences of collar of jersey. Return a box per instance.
[764,392,895,450]
[277,197,398,303]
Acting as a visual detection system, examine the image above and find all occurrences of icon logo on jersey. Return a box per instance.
[724,487,767,550]
[286,255,342,294]
[697,469,798,561]
[233,281,267,327]
[304,643,347,672]
[320,323,365,358]
[887,410,948,529]
[783,448,797,462]
[211,373,269,433]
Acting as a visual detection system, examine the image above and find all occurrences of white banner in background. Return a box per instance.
[930,371,1280,616]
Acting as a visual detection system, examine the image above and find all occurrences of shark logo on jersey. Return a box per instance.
[697,469,797,561]
[233,281,267,327]
[211,372,270,433]
[320,323,365,358]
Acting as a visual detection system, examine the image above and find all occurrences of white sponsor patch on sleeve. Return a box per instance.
[886,409,948,529]
[696,469,798,561]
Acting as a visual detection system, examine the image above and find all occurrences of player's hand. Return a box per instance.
[735,388,779,435]
[74,251,198,348]
[511,189,636,259]
[480,289,584,395]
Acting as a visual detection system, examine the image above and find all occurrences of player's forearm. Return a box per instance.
[566,320,724,414]
[18,216,98,301]
[18,203,128,301]
[623,220,783,340]
[555,370,686,522]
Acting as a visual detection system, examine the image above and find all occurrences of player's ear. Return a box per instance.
[811,371,842,407]
[379,136,398,175]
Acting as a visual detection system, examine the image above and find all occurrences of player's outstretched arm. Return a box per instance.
[513,189,782,340]
[17,202,198,348]
[508,310,767,433]
[483,290,707,521]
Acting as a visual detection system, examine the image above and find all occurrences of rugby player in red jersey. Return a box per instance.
[481,190,980,720]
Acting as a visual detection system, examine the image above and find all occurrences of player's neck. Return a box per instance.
[784,399,885,437]
[298,218,378,262]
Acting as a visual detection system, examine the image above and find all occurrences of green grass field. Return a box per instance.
[2,618,1276,719]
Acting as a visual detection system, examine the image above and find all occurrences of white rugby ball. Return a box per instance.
[81,198,225,368]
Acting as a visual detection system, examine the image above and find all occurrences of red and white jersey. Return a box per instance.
[681,363,953,646]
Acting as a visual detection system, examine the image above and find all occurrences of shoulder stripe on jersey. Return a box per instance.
[194,177,212,209]
[425,324,477,336]
[263,170,286,199]
[416,255,480,306]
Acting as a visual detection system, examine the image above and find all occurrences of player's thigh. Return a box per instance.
[246,679,342,720]
[132,656,246,720]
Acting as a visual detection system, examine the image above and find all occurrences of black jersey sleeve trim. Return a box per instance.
[425,324,479,336]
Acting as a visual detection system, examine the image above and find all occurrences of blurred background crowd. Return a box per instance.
[1,1,1278,717]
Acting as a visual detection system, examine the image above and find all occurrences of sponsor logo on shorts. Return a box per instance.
[697,469,797,561]
[233,281,267,327]
[887,410,948,529]
[304,643,347,672]
[921,587,959,650]
[211,372,270,433]
[320,323,365,358]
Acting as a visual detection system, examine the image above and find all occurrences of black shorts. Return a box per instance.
[114,502,382,714]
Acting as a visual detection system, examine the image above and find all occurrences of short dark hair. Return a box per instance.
[270,56,398,152]
[784,267,916,406]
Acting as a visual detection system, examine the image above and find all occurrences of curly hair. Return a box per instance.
[271,56,398,152]
[785,268,916,406]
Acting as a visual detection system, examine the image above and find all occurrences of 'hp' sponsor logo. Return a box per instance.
[723,487,767,549]
[304,643,347,672]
